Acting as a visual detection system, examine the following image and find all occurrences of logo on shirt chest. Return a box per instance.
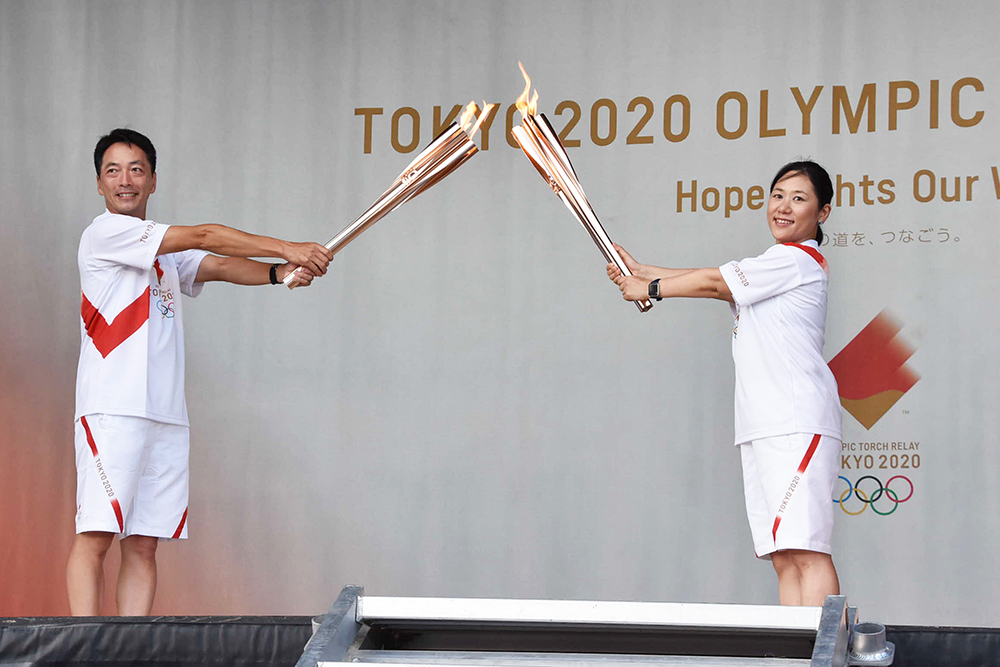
[151,258,175,319]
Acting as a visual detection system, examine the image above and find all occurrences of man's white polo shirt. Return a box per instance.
[76,211,208,425]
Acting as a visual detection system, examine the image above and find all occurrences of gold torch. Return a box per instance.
[285,102,495,287]
[510,64,652,313]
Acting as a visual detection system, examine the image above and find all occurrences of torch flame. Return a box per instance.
[459,101,478,132]
[468,102,496,138]
[515,61,539,118]
[458,100,497,143]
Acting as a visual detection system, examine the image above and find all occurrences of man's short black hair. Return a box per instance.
[94,128,156,175]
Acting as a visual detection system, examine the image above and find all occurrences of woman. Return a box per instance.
[608,161,842,606]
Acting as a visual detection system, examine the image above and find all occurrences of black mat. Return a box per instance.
[0,616,313,666]
[2,616,999,666]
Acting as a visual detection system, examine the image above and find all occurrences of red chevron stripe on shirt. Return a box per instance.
[81,288,150,358]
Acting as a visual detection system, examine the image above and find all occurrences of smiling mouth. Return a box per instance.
[773,217,794,226]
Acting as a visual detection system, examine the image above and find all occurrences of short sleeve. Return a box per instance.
[719,245,803,307]
[174,249,210,297]
[86,214,168,271]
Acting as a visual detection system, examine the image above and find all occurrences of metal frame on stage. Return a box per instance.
[298,586,861,667]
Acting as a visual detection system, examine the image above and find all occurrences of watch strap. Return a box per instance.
[648,278,662,301]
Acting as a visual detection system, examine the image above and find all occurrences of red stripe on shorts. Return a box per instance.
[111,498,124,532]
[797,433,822,474]
[80,415,99,456]
[172,508,188,539]
[79,415,125,532]
[771,434,823,541]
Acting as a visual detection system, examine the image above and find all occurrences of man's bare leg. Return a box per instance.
[117,535,159,615]
[67,531,115,615]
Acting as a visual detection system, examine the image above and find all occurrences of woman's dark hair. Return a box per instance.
[770,160,832,245]
[94,128,157,176]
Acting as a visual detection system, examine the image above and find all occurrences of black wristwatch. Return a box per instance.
[648,278,662,301]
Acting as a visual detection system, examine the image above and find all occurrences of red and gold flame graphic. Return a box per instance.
[829,310,919,429]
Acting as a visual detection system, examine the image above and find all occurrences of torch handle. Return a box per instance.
[556,191,652,313]
[573,202,652,313]
[282,186,408,288]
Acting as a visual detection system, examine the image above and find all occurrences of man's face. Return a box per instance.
[96,142,156,219]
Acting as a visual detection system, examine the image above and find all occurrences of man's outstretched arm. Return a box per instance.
[194,255,321,287]
[158,224,333,276]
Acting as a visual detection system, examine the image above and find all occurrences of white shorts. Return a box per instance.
[74,414,190,539]
[740,433,839,559]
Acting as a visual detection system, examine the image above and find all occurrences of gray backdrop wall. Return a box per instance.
[2,0,998,626]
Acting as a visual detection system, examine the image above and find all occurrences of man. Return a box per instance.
[66,128,333,615]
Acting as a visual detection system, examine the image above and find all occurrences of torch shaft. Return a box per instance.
[323,139,478,255]
[512,120,651,312]
[284,122,478,287]
[321,184,410,253]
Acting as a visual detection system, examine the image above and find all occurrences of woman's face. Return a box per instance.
[766,172,830,244]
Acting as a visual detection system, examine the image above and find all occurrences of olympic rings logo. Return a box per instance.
[834,475,913,516]
[156,298,175,319]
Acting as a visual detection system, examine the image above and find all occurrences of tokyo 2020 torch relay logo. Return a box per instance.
[829,310,919,430]
[829,311,921,516]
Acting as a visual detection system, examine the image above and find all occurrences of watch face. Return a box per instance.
[648,280,658,298]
